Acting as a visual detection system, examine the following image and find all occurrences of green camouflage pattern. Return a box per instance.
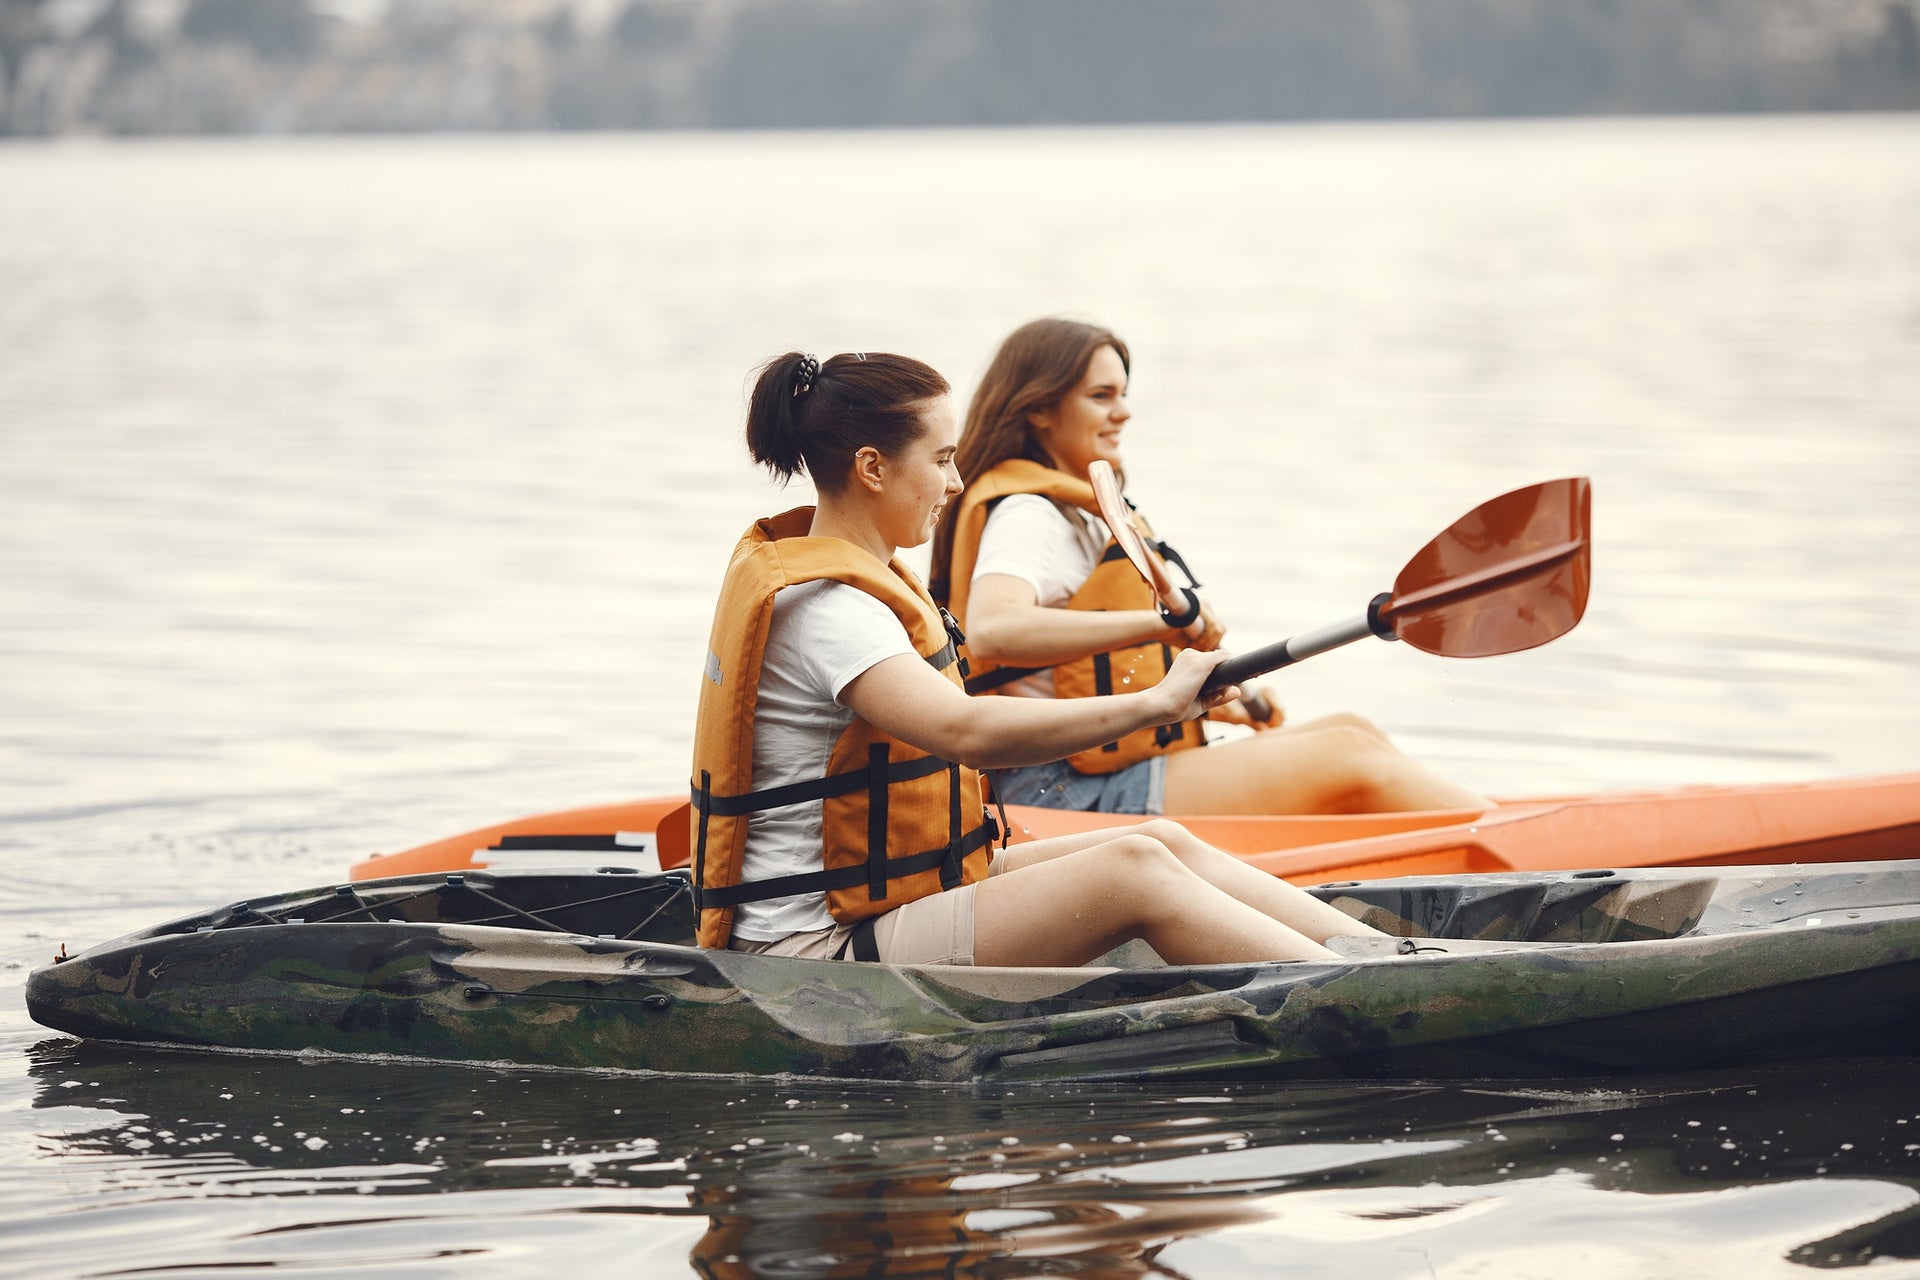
[27,862,1920,1081]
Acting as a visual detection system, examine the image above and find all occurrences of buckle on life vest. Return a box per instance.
[938,606,971,680]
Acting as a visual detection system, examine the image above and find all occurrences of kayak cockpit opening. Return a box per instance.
[135,869,697,947]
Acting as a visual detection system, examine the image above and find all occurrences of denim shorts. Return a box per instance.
[988,756,1166,815]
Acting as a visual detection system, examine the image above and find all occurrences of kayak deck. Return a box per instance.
[346,771,1920,884]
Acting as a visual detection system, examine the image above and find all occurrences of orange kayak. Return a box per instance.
[348,771,1920,886]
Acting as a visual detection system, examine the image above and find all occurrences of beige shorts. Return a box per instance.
[730,850,1008,966]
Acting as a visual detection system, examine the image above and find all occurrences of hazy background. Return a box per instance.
[6,6,1920,1277]
[5,0,1918,137]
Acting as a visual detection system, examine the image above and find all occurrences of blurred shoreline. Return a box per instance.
[4,0,1917,138]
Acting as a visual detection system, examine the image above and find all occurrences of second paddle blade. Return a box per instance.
[1388,476,1592,658]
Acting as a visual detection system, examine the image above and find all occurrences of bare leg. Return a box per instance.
[1003,819,1385,944]
[1273,711,1394,742]
[974,834,1339,967]
[1167,715,1489,815]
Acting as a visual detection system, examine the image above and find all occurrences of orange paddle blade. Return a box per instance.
[656,801,693,870]
[1087,460,1177,598]
[1387,477,1591,658]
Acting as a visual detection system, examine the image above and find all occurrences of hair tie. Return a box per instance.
[793,354,821,396]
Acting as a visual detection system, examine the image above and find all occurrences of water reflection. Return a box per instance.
[25,1039,1920,1275]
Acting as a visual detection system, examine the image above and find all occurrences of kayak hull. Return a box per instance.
[345,771,1920,885]
[29,861,1920,1083]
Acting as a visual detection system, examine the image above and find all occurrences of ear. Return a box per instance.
[1027,408,1054,433]
[851,446,886,493]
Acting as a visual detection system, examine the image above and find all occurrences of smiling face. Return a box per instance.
[876,394,963,549]
[1028,344,1130,481]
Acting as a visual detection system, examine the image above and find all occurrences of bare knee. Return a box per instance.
[1134,817,1192,852]
[1084,834,1192,910]
[1098,832,1183,875]
[1318,721,1394,758]
[1130,818,1230,874]
[1086,820,1191,858]
[1320,726,1421,808]
[1306,711,1391,743]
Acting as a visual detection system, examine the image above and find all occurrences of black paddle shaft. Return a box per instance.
[1202,594,1396,696]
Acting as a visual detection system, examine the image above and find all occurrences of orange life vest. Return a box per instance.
[943,459,1206,775]
[689,508,996,951]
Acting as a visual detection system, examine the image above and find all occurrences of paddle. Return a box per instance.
[1200,477,1592,697]
[1087,460,1276,724]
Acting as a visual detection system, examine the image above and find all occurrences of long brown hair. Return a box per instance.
[745,351,949,495]
[928,318,1130,603]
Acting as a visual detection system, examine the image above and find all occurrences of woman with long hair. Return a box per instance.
[688,349,1385,966]
[930,318,1487,818]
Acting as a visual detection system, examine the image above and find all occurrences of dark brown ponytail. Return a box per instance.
[745,351,950,495]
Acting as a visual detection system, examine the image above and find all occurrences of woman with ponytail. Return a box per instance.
[932,318,1487,818]
[687,350,1386,967]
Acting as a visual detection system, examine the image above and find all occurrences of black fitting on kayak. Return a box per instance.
[1366,591,1398,642]
[1157,586,1202,631]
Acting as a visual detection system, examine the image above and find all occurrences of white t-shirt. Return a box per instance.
[969,493,1107,698]
[733,579,919,941]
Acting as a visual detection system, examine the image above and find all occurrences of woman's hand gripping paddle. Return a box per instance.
[1201,477,1592,697]
[1086,460,1277,725]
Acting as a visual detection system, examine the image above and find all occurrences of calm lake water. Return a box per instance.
[3,116,1919,1277]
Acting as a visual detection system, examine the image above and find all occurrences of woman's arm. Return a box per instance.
[963,573,1180,667]
[964,496,1184,667]
[840,644,1236,771]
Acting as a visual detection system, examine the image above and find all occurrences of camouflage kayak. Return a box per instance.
[27,861,1920,1082]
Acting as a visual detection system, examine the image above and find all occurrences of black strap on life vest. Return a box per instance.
[867,742,891,903]
[1115,489,1201,589]
[833,916,881,962]
[692,624,968,821]
[926,634,962,677]
[1092,650,1121,754]
[693,769,712,910]
[695,634,994,911]
[695,604,993,918]
[1152,642,1183,747]
[1090,642,1190,753]
[693,751,951,818]
[965,664,1042,694]
[941,763,965,889]
[1150,536,1201,590]
[960,540,1129,695]
[696,822,996,909]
